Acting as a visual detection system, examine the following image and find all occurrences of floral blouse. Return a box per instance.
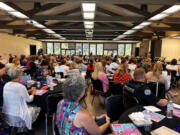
[56,99,89,135]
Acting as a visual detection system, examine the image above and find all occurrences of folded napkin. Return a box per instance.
[130,112,145,121]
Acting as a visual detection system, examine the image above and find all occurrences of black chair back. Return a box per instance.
[86,70,94,79]
[91,78,104,94]
[105,95,124,122]
[171,70,177,77]
[46,93,64,115]
[123,90,139,110]
[169,70,180,88]
[109,81,123,95]
[23,68,30,75]
[148,82,165,99]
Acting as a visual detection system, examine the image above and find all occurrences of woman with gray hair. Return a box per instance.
[3,67,40,130]
[56,74,110,135]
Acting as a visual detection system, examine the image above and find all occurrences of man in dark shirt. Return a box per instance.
[0,63,11,106]
[125,68,167,107]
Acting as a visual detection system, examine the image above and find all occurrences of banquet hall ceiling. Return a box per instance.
[0,0,180,41]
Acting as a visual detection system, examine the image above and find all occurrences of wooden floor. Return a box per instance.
[30,82,180,135]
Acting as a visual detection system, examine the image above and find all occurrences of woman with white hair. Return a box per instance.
[3,67,40,130]
[56,74,110,135]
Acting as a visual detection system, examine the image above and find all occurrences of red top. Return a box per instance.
[113,72,132,85]
[87,64,95,70]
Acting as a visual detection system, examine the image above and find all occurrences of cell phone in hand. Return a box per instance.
[96,116,106,126]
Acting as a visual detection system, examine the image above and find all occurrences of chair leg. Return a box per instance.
[45,114,48,135]
[52,113,56,135]
[10,127,17,135]
[91,95,95,105]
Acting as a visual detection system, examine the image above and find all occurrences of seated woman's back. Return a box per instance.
[113,63,132,85]
[56,74,110,135]
[146,61,169,90]
[3,82,29,112]
[56,99,88,135]
[166,59,180,76]
[91,62,109,93]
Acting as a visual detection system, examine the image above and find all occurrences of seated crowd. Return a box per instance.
[0,53,179,134]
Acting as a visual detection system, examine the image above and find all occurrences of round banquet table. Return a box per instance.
[30,82,63,112]
[118,105,180,135]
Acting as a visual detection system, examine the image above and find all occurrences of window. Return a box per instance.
[54,43,60,55]
[76,43,82,55]
[66,50,70,55]
[62,50,65,55]
[104,50,108,56]
[61,43,68,49]
[47,42,53,54]
[71,50,75,55]
[108,50,113,56]
[90,44,96,55]
[113,50,117,56]
[118,44,125,56]
[125,44,132,56]
[97,44,103,55]
[83,43,89,55]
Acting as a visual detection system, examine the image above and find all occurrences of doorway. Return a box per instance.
[30,45,37,55]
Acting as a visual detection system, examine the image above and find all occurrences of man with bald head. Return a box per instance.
[125,68,168,107]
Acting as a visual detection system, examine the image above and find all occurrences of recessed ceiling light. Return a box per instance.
[43,29,55,34]
[34,23,46,28]
[132,25,145,30]
[163,5,180,14]
[0,2,15,11]
[85,24,94,29]
[61,37,66,40]
[84,21,94,25]
[9,11,29,19]
[149,13,168,21]
[124,30,137,35]
[140,22,152,26]
[83,12,95,19]
[118,35,127,38]
[82,3,96,12]
[53,34,62,38]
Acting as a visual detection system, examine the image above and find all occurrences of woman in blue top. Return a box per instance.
[56,74,110,135]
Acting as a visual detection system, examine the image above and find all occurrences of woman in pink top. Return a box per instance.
[26,56,31,68]
[91,62,109,93]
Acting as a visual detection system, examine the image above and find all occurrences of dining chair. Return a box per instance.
[45,92,63,135]
[105,95,124,122]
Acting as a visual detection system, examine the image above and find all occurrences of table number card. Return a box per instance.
[150,112,165,122]
[111,123,142,135]
[173,108,180,117]
[142,110,165,122]
[35,90,48,96]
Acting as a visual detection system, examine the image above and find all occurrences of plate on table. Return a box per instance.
[128,112,152,127]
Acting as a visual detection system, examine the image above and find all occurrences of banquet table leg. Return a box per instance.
[52,113,56,135]
[45,114,48,135]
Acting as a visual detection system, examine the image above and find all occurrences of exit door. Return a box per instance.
[30,45,37,55]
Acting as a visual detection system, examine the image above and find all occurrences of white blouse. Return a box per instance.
[3,82,34,129]
[166,65,179,76]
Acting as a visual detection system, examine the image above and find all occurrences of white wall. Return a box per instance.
[161,38,180,61]
[0,33,42,59]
